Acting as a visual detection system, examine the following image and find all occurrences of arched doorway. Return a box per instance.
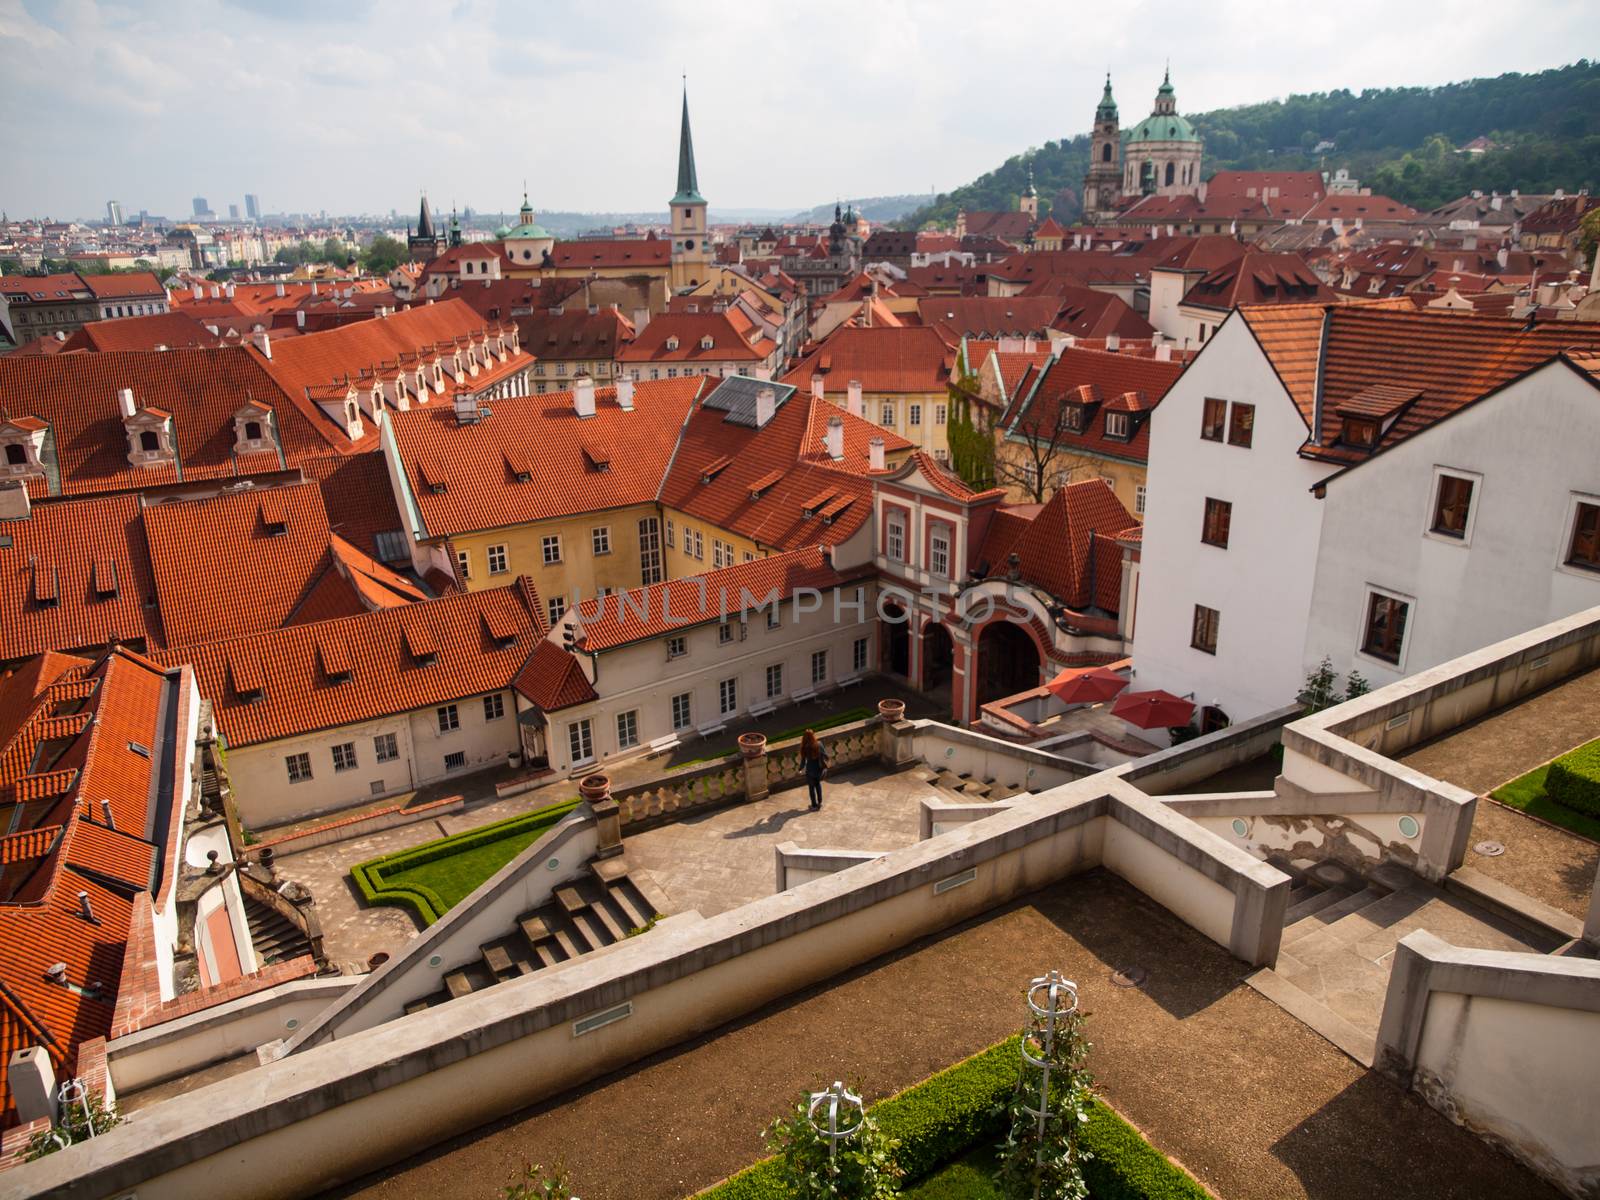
[882,603,911,678]
[976,620,1041,706]
[922,622,954,704]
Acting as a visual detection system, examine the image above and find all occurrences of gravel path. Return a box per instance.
[321,871,1556,1200]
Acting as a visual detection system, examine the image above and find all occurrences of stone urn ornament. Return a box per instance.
[877,698,906,722]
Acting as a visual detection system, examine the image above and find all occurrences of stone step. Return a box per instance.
[1277,886,1428,968]
[530,938,562,969]
[569,909,612,951]
[1283,884,1355,927]
[549,922,582,959]
[443,970,474,999]
[481,943,514,977]
[518,914,550,946]
[1246,967,1376,1068]
[554,886,587,916]
[1286,882,1320,909]
[607,880,653,932]
[1280,885,1391,948]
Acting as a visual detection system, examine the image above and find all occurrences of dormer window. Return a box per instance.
[1063,406,1084,431]
[666,336,680,351]
[125,409,174,468]
[6,445,26,467]
[1105,413,1130,439]
[1340,417,1378,448]
[244,421,262,442]
[700,335,715,351]
[139,430,159,453]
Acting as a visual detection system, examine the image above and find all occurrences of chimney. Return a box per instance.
[574,376,596,418]
[117,387,137,418]
[99,798,115,830]
[453,392,482,425]
[209,284,220,299]
[77,891,95,923]
[252,330,271,359]
[1105,333,1120,353]
[296,309,306,329]
[1154,343,1172,361]
[1490,194,1503,212]
[191,283,204,300]
[311,281,319,296]
[1497,245,1509,271]
[811,373,825,401]
[7,1046,56,1125]
[225,282,236,298]
[0,481,30,521]
[755,386,777,428]
[868,436,885,471]
[616,377,635,410]
[275,281,286,297]
[825,415,844,460]
[631,306,650,333]
[846,380,864,417]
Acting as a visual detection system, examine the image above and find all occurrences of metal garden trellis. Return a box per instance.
[1018,971,1080,1199]
[806,1079,866,1184]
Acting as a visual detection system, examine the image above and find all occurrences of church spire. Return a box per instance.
[416,194,434,239]
[673,82,704,204]
[1097,73,1118,119]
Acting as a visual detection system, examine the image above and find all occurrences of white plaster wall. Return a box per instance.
[1415,991,1600,1193]
[227,692,517,828]
[1146,269,1189,341]
[551,584,878,773]
[1100,818,1236,949]
[1135,313,1327,722]
[1304,362,1600,690]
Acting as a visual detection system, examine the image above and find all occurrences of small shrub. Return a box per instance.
[1342,670,1370,701]
[1545,739,1600,818]
[1302,656,1339,714]
[25,1091,121,1160]
[995,989,1092,1200]
[764,1087,902,1199]
[501,1161,573,1200]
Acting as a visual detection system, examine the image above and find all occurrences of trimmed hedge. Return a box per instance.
[695,1036,1208,1199]
[351,798,581,925]
[1545,737,1600,819]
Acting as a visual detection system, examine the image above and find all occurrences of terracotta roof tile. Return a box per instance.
[511,639,597,711]
[784,326,955,394]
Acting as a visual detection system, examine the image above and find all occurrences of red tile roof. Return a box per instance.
[1181,251,1335,311]
[516,306,635,363]
[56,313,222,354]
[0,347,364,499]
[155,580,546,748]
[511,639,597,711]
[784,326,955,394]
[549,238,671,270]
[617,310,773,364]
[1001,346,1185,464]
[1302,194,1419,222]
[389,378,704,540]
[573,548,870,652]
[81,273,166,300]
[977,481,1133,611]
[916,297,1069,339]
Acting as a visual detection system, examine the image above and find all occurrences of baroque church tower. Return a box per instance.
[1082,75,1122,223]
[669,85,711,292]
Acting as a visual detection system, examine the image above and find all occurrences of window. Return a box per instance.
[568,719,594,764]
[719,622,734,645]
[547,595,566,624]
[286,752,312,783]
[374,732,399,762]
[455,549,471,580]
[853,637,869,672]
[691,529,704,560]
[665,519,676,548]
[1430,472,1474,540]
[1340,417,1379,448]
[935,403,947,425]
[617,709,639,750]
[1568,501,1600,572]
[1361,591,1410,664]
[1191,604,1220,655]
[766,607,781,630]
[444,751,466,771]
[811,649,828,685]
[487,544,509,575]
[1201,397,1226,442]
[541,535,562,564]
[719,677,738,715]
[592,526,611,555]
[766,663,784,698]
[437,704,459,733]
[886,512,905,561]
[1201,498,1232,548]
[667,635,687,659]
[1226,402,1255,448]
[1105,412,1130,439]
[880,401,895,427]
[639,517,663,585]
[332,742,357,772]
[712,539,731,569]
[1135,485,1147,516]
[930,524,950,577]
[484,693,505,721]
[671,692,693,730]
[909,403,922,426]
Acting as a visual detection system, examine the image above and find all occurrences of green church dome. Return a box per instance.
[504,222,551,240]
[1124,113,1200,144]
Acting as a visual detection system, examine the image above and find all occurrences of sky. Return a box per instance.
[0,0,1593,222]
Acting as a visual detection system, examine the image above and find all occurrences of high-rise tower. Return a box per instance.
[1082,74,1123,222]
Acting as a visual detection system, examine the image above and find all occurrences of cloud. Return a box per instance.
[0,0,1592,220]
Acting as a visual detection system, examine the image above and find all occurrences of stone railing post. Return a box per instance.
[876,699,914,768]
[740,732,770,802]
[581,773,622,859]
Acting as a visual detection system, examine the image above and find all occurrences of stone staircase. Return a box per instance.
[405,859,671,1013]
[1247,859,1566,1067]
[245,894,313,967]
[910,766,1031,803]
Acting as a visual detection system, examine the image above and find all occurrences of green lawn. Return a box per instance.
[382,809,572,911]
[903,1147,1004,1198]
[1491,746,1600,843]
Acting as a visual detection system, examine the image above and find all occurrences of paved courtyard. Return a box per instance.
[1399,665,1600,919]
[323,870,1557,1200]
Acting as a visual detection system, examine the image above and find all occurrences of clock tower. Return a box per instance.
[670,85,711,292]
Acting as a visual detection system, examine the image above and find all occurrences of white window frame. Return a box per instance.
[880,401,895,427]
[568,719,595,765]
[667,635,687,659]
[718,622,734,645]
[909,403,922,426]
[670,692,693,730]
[455,549,471,580]
[592,526,612,556]
[437,703,460,733]
[1557,491,1600,580]
[811,649,828,685]
[487,543,509,575]
[547,595,566,625]
[719,677,738,715]
[1105,412,1130,438]
[483,693,505,721]
[930,523,951,578]
[331,742,357,772]
[1424,466,1482,547]
[616,709,639,750]
[766,663,784,698]
[1135,484,1147,516]
[541,534,563,564]
[286,752,312,783]
[374,732,399,762]
[853,637,869,672]
[886,513,905,562]
[1356,585,1415,673]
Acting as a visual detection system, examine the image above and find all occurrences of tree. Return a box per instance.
[362,235,407,276]
[994,392,1084,505]
[321,237,345,264]
[946,366,997,491]
[1579,207,1600,272]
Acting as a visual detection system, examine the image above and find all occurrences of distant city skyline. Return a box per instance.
[0,0,1593,221]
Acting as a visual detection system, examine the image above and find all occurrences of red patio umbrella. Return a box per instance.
[1111,688,1195,730]
[1046,666,1129,705]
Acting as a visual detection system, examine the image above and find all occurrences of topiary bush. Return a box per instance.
[1545,739,1600,818]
